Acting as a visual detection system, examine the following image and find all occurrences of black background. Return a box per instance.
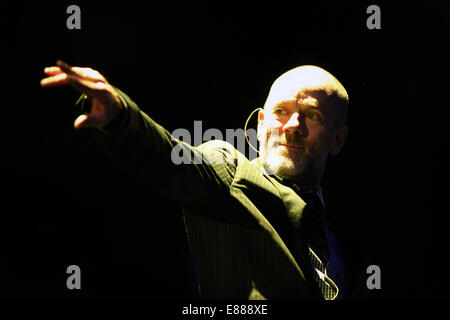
[1,1,449,301]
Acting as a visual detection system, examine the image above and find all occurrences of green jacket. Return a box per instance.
[87,88,336,300]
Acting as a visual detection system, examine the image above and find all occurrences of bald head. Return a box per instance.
[265,65,349,126]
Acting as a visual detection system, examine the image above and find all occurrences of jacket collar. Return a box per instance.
[250,157,325,208]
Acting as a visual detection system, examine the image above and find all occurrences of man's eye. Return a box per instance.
[306,113,321,121]
[274,109,285,115]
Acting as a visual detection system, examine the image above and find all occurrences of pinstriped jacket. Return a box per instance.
[88,88,341,300]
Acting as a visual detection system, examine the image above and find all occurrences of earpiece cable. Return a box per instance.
[244,107,263,155]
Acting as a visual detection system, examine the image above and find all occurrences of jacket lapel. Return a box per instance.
[231,157,314,283]
[246,158,324,299]
[249,158,308,230]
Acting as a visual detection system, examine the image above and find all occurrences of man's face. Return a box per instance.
[257,86,345,185]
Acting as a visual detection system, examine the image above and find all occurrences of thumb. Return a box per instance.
[74,114,107,130]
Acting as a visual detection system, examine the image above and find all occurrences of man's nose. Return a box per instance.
[283,112,304,136]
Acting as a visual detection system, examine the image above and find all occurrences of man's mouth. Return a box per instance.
[279,143,305,151]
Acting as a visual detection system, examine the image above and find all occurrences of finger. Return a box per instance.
[41,72,90,92]
[44,66,63,76]
[43,64,94,78]
[40,73,69,87]
[74,113,107,130]
[56,60,74,74]
[57,60,105,82]
[74,114,88,129]
[41,72,99,93]
[72,67,105,82]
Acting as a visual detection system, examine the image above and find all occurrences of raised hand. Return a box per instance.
[40,61,123,129]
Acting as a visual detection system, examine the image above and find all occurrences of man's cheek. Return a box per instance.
[267,129,281,147]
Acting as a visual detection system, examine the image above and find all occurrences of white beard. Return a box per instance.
[262,150,309,179]
[259,130,310,179]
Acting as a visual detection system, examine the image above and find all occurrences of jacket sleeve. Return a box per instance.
[83,88,251,224]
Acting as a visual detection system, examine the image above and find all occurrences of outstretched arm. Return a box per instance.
[40,62,250,225]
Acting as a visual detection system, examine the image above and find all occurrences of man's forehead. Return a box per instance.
[266,86,331,108]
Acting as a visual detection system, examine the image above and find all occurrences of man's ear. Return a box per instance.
[328,125,348,155]
[257,108,265,142]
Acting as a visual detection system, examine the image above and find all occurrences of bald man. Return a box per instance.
[41,62,353,300]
